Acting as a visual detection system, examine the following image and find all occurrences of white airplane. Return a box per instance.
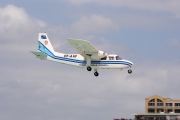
[31,33,133,77]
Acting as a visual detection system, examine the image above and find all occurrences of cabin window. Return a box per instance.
[116,56,122,60]
[109,56,114,60]
[101,56,107,60]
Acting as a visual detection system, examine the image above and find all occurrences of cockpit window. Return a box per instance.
[101,56,107,60]
[116,56,122,60]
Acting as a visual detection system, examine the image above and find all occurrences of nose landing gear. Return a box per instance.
[128,69,132,74]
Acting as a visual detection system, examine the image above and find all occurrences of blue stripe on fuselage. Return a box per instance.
[38,42,132,66]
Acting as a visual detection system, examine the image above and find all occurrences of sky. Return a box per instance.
[1,0,180,120]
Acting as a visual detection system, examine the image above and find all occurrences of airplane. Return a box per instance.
[31,33,133,77]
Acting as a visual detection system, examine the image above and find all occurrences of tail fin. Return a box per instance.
[38,33,55,55]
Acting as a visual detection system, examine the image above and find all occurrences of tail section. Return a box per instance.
[38,33,55,52]
[38,33,55,57]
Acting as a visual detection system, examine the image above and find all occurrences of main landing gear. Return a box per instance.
[128,69,132,74]
[87,66,99,77]
[94,71,99,77]
[87,66,92,71]
[94,69,99,77]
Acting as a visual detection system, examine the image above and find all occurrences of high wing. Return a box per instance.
[31,51,47,60]
[67,38,99,57]
[67,38,108,60]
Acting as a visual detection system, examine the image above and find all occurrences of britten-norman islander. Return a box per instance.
[31,33,133,77]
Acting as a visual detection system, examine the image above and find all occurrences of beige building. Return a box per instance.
[145,95,180,113]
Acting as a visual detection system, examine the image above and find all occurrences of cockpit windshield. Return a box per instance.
[116,56,122,60]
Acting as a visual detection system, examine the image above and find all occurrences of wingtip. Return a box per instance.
[67,38,71,40]
[30,51,34,53]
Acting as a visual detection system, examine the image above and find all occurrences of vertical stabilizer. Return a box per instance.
[38,33,55,53]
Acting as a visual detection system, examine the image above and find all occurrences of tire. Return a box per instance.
[87,66,92,71]
[94,72,99,76]
[128,69,132,74]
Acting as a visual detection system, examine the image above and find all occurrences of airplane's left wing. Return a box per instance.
[67,39,99,56]
[31,51,47,60]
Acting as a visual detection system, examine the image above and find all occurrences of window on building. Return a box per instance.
[157,99,163,107]
[175,109,180,113]
[157,99,162,102]
[157,103,163,106]
[175,103,180,106]
[148,103,155,106]
[149,99,155,102]
[148,99,155,107]
[167,109,172,113]
[157,109,164,113]
[148,109,155,113]
[166,103,172,106]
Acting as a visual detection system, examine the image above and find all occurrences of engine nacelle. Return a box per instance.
[91,51,107,60]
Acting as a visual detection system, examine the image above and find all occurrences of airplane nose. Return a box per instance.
[124,60,133,66]
[128,61,133,66]
[130,61,133,65]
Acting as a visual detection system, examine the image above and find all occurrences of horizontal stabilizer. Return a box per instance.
[31,51,47,60]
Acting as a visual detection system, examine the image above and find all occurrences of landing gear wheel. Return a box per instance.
[128,69,132,74]
[87,66,92,71]
[94,72,99,77]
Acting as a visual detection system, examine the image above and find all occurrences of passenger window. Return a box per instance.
[109,56,114,60]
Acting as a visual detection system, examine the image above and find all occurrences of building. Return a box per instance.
[133,95,180,120]
[145,95,180,113]
[134,113,180,120]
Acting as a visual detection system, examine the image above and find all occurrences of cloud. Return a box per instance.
[1,3,180,120]
[72,14,118,34]
[2,56,180,120]
[167,38,180,47]
[69,0,180,18]
[0,4,69,54]
[67,0,180,31]
[0,4,46,42]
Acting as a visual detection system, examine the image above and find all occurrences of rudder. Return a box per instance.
[38,33,55,54]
